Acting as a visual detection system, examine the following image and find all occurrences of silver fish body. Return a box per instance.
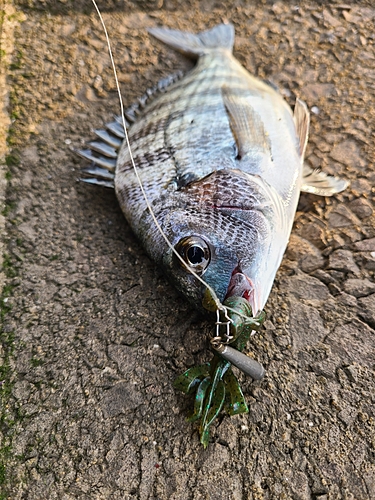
[81,23,347,316]
[77,23,349,446]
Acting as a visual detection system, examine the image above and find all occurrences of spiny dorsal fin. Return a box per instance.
[148,24,234,59]
[79,177,114,189]
[302,164,349,196]
[222,86,271,160]
[293,98,310,158]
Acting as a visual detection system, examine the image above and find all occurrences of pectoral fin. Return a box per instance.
[222,86,272,161]
[302,164,349,196]
[294,98,310,158]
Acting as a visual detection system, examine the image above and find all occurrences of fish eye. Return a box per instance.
[175,236,211,274]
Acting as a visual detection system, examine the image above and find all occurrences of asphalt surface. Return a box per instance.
[1,1,375,499]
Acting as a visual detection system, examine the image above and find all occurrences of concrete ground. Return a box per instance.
[1,1,374,499]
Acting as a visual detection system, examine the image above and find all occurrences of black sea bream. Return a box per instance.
[78,23,348,446]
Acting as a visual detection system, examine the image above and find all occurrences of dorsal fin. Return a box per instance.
[148,24,235,59]
[222,86,271,160]
[293,98,310,158]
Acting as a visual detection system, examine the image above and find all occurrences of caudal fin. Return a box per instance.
[148,23,235,59]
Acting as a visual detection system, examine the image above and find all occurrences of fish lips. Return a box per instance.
[225,268,259,316]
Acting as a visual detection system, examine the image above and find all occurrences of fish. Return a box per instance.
[77,22,348,446]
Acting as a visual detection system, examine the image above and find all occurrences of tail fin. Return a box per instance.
[148,23,235,59]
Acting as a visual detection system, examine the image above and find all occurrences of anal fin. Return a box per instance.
[294,98,310,158]
[296,100,348,196]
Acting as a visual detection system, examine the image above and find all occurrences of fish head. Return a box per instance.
[161,220,244,310]
[148,169,289,316]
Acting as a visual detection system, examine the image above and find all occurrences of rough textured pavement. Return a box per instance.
[1,1,375,499]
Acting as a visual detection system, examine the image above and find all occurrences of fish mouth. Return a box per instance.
[224,266,258,315]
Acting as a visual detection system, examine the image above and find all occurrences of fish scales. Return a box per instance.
[119,55,270,191]
[78,20,348,447]
[79,22,347,314]
[114,25,300,312]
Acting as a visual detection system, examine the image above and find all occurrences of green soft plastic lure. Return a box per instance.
[174,296,266,448]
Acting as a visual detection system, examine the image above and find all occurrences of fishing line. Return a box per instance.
[90,1,254,325]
